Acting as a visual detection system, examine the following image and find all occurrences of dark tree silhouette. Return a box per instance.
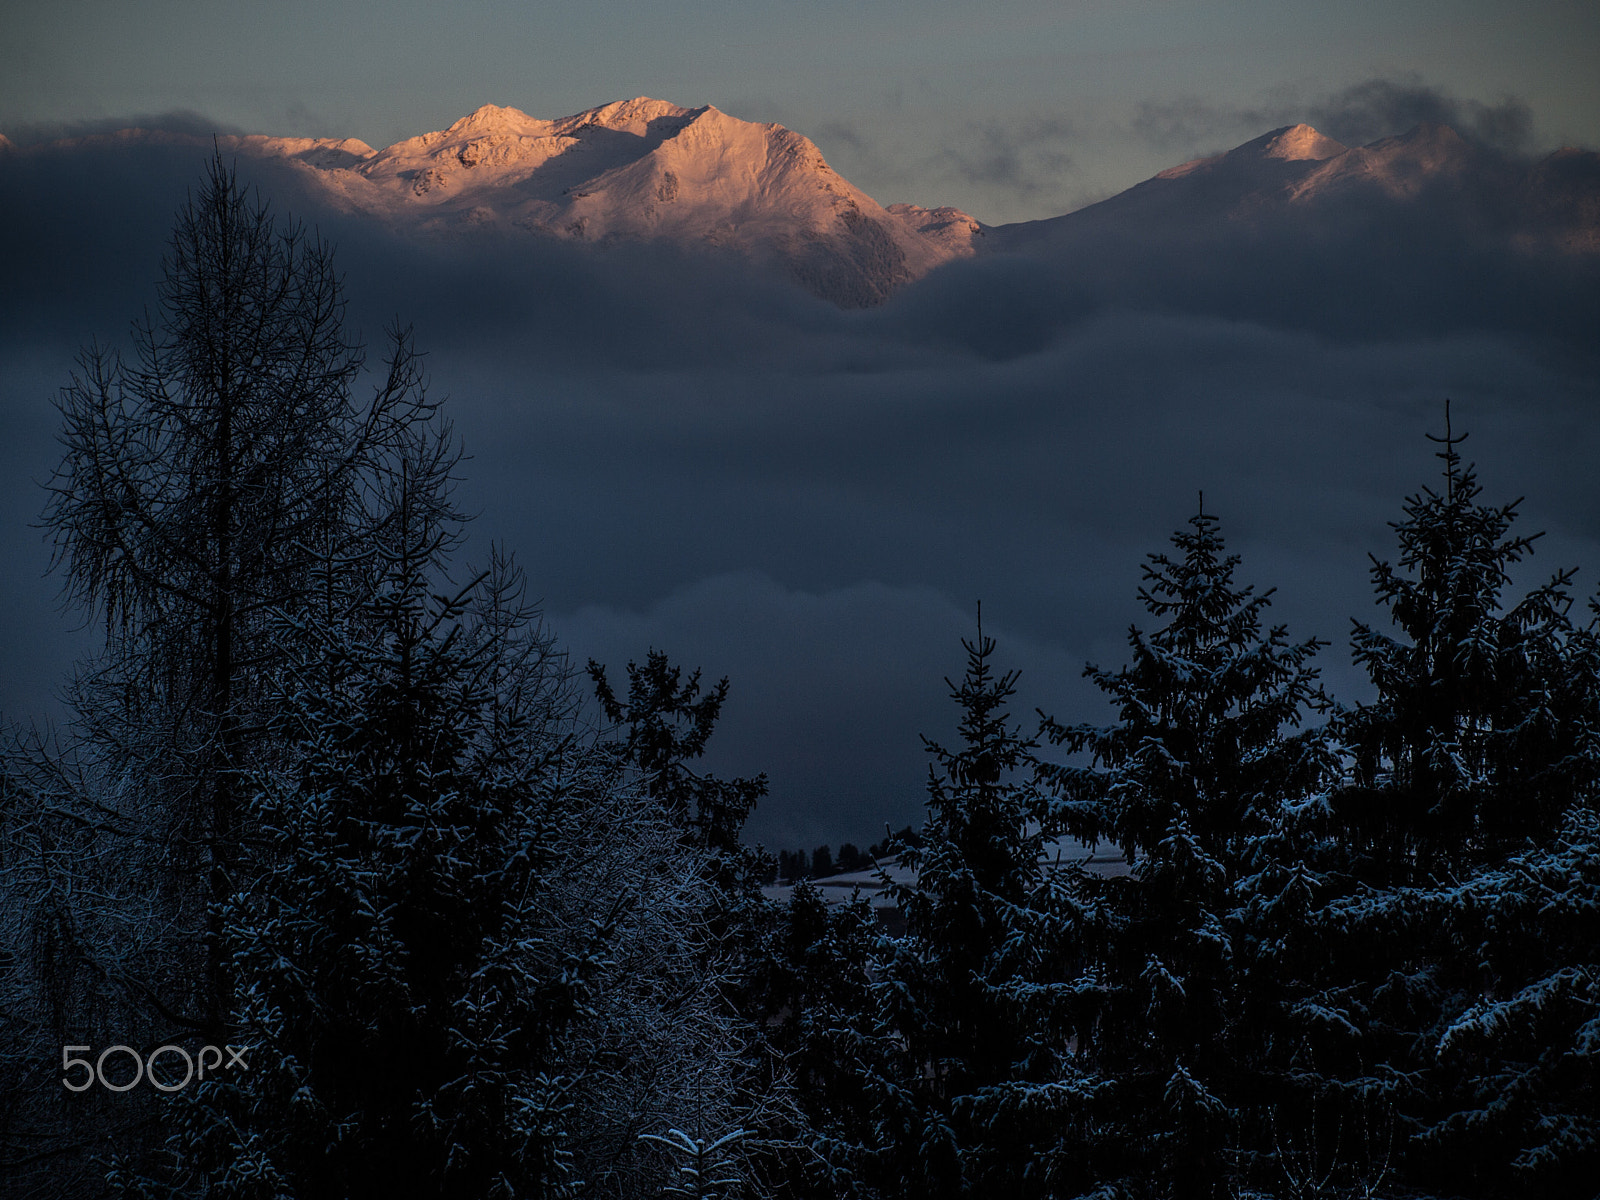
[848,617,1089,1199]
[40,152,442,1033]
[1040,507,1331,1200]
[1310,411,1600,1196]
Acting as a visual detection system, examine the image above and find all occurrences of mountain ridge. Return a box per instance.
[8,100,1597,301]
[257,97,984,307]
[989,118,1600,260]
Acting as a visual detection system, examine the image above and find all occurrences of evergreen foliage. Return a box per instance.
[588,652,767,855]
[158,441,604,1196]
[585,651,796,1199]
[40,154,439,983]
[7,146,1600,1200]
[854,618,1090,1199]
[1338,414,1591,881]
[1299,415,1600,1197]
[638,1127,750,1200]
[1040,507,1332,1199]
[2,153,444,1195]
[1420,807,1600,1192]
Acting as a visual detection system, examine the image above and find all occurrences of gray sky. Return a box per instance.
[4,0,1598,222]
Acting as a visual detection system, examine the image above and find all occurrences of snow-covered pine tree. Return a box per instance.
[584,652,796,1197]
[3,153,446,1196]
[37,153,442,1036]
[857,616,1092,1200]
[752,879,882,1199]
[1338,413,1587,883]
[157,437,619,1199]
[1416,806,1600,1197]
[1039,506,1331,1200]
[588,651,767,856]
[1307,415,1600,1197]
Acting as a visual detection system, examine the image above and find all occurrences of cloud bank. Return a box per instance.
[2,135,1596,847]
[1135,76,1540,158]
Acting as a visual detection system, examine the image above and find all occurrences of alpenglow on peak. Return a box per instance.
[185,97,982,307]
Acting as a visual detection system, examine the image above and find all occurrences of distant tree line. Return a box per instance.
[768,829,921,886]
[2,159,1595,1200]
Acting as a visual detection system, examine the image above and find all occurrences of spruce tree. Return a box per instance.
[857,616,1090,1200]
[588,651,767,855]
[1306,414,1600,1197]
[1039,507,1331,1200]
[756,880,883,1199]
[1415,806,1600,1196]
[1337,413,1587,882]
[157,442,613,1198]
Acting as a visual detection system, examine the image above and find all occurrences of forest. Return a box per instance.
[1,157,1596,1200]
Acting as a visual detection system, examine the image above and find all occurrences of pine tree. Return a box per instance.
[1417,806,1600,1196]
[584,651,795,1199]
[1039,507,1331,1200]
[1337,410,1588,883]
[3,153,443,1195]
[164,450,617,1198]
[588,651,767,855]
[753,879,881,1199]
[853,616,1090,1200]
[1304,413,1600,1197]
[584,650,772,1038]
[36,151,442,1034]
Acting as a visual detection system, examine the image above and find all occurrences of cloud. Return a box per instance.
[1131,96,1282,154]
[3,137,1597,849]
[0,109,246,147]
[1134,76,1539,158]
[813,119,871,158]
[935,116,1077,196]
[557,574,984,848]
[806,112,1085,217]
[1307,78,1534,154]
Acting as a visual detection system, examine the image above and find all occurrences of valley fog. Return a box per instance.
[2,133,1598,848]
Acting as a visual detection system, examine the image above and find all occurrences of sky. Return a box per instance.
[2,1,1599,851]
[3,0,1598,223]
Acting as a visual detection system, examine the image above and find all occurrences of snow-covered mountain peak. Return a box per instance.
[559,96,700,135]
[1155,124,1346,181]
[438,103,548,139]
[195,97,983,306]
[1285,121,1481,202]
[1256,124,1347,161]
[1355,121,1473,171]
[993,115,1599,268]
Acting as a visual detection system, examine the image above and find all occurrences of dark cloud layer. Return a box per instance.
[1307,79,1534,155]
[0,110,246,148]
[805,115,1080,220]
[2,139,1597,848]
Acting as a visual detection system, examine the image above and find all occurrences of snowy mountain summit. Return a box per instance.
[12,104,1596,304]
[994,119,1600,256]
[221,98,981,307]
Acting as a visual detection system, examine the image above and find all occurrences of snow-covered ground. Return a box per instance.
[761,837,1130,918]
